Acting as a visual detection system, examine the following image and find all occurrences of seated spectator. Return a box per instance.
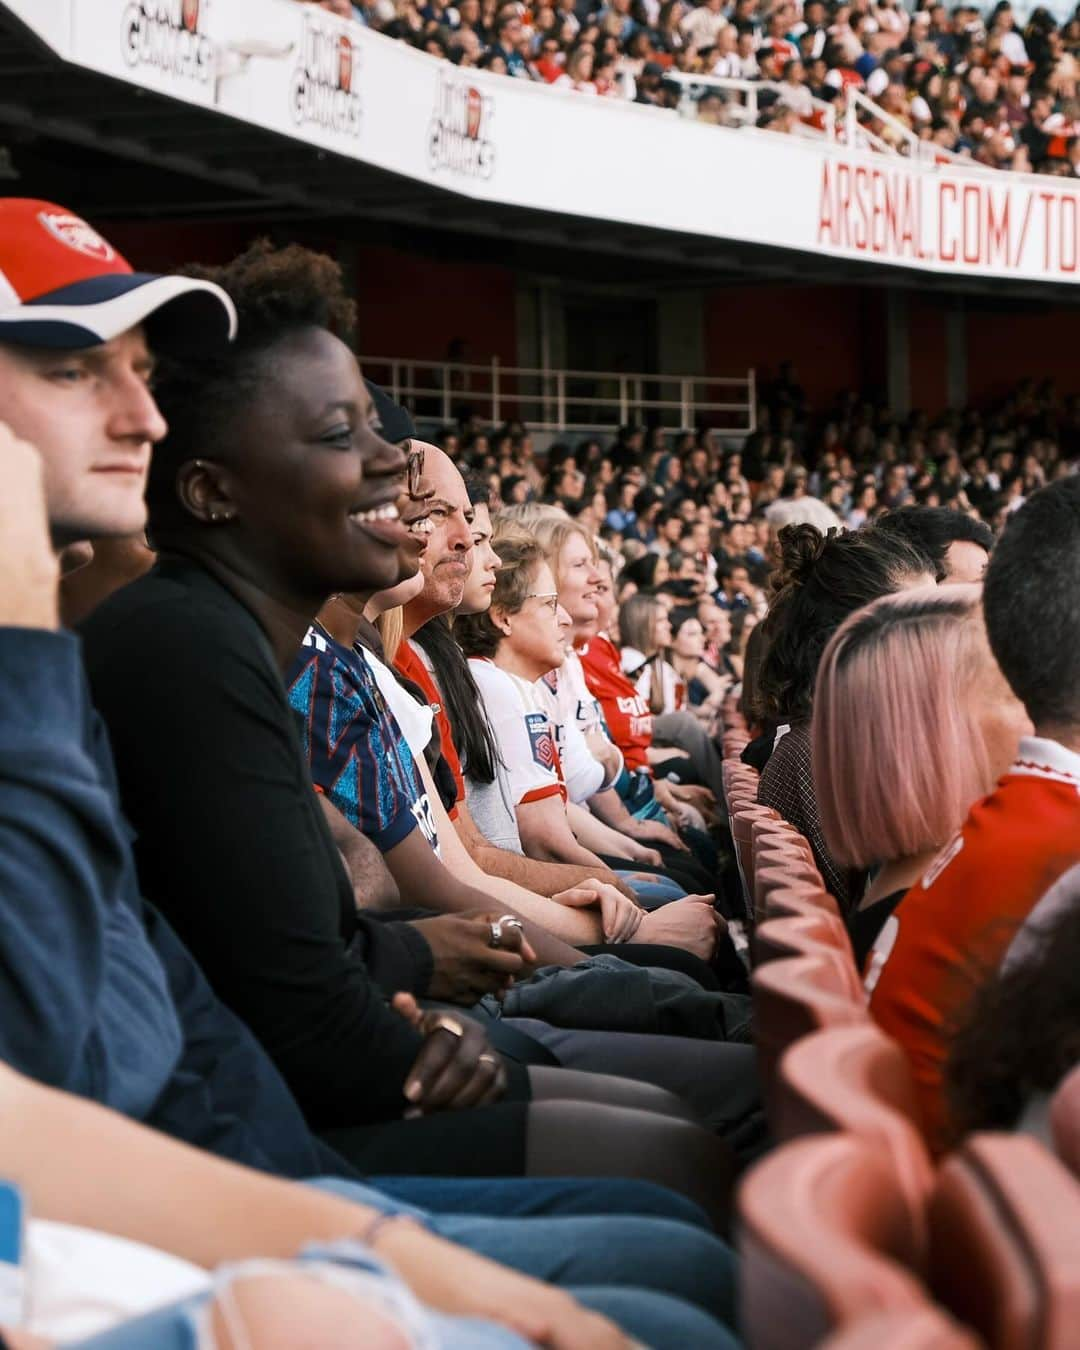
[76,241,735,1206]
[867,478,1080,1152]
[813,584,1030,968]
[669,610,733,717]
[0,206,738,1337]
[755,523,934,911]
[581,555,721,840]
[875,505,993,582]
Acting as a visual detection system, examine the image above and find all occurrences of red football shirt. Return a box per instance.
[577,634,654,774]
[393,639,464,817]
[867,736,1080,1153]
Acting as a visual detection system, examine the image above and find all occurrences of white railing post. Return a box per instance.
[441,365,451,423]
[618,376,628,427]
[556,370,566,431]
[747,368,756,434]
[491,356,501,425]
[391,361,400,405]
[680,378,691,430]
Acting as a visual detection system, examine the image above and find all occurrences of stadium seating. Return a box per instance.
[928,1134,1080,1350]
[754,911,859,985]
[1050,1063,1080,1179]
[820,1308,984,1350]
[761,883,842,923]
[752,952,867,1086]
[738,1133,929,1350]
[730,801,780,917]
[774,1024,933,1242]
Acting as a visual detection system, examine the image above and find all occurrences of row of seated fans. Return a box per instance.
[719,696,1080,1350]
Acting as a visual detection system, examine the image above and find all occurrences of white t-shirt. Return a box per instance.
[469,659,566,807]
[534,669,605,804]
[26,1220,209,1340]
[360,645,434,761]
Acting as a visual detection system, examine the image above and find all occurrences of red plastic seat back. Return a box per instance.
[929,1133,1080,1350]
[739,1134,928,1350]
[764,884,841,923]
[775,1025,934,1249]
[821,1308,984,1350]
[1050,1063,1080,1178]
[753,953,868,1087]
[754,858,831,924]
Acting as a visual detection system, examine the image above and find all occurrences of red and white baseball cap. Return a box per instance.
[0,199,237,351]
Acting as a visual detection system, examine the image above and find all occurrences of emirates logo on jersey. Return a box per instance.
[37,212,116,263]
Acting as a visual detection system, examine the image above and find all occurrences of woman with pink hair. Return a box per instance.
[812,584,1031,968]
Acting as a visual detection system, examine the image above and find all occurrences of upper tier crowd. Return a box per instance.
[303,0,1080,173]
[1,190,1079,1347]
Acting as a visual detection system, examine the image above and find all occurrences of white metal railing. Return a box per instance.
[358,357,757,436]
[670,73,979,172]
[668,72,838,141]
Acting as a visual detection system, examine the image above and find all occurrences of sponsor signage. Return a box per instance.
[428,72,495,180]
[121,0,214,84]
[7,0,1080,286]
[290,9,361,139]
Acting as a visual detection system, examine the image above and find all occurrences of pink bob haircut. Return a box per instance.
[813,584,995,869]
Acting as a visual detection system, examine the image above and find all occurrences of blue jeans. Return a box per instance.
[373,1174,712,1229]
[312,1177,739,1331]
[68,1179,739,1348]
[72,1287,733,1349]
[614,867,687,907]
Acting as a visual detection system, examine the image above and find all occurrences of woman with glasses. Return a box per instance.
[456,537,620,877]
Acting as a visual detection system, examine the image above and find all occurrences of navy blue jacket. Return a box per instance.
[0,627,348,1179]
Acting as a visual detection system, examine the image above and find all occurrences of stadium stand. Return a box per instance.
[304,0,1080,173]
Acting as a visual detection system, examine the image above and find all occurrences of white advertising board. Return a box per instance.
[6,0,1080,284]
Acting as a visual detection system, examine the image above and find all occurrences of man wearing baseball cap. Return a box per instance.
[0,198,236,548]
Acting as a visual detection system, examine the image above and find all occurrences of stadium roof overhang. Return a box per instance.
[1,2,1079,303]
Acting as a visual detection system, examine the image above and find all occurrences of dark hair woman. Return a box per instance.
[77,243,743,1290]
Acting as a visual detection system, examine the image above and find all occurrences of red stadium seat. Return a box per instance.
[775,1025,933,1245]
[722,730,750,758]
[1050,1063,1080,1179]
[731,802,780,915]
[754,912,860,990]
[739,1134,928,1350]
[821,1308,984,1350]
[753,953,868,1085]
[753,858,830,924]
[764,884,842,922]
[929,1134,1080,1350]
[752,814,816,865]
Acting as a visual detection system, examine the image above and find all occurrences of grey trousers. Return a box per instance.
[506,1017,768,1168]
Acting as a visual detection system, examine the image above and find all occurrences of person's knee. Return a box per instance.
[572,1284,741,1350]
[527,1065,701,1123]
[604,1218,737,1323]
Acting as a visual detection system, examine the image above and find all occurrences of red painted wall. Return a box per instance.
[964,302,1080,406]
[353,244,518,366]
[703,284,887,410]
[907,294,948,414]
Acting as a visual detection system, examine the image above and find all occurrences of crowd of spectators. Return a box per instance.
[2,188,1080,1347]
[305,0,1080,173]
